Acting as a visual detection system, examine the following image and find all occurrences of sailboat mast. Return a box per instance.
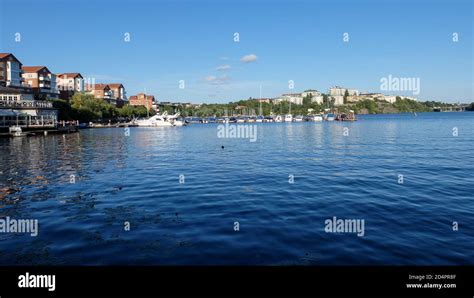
[144,87,149,118]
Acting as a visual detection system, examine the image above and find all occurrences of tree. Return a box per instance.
[343,89,349,104]
[303,94,312,106]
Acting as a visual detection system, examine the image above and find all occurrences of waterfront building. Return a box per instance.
[280,93,304,105]
[347,89,360,96]
[301,89,320,98]
[0,53,23,88]
[331,95,345,106]
[22,66,59,99]
[329,86,360,97]
[0,86,58,128]
[85,83,113,101]
[129,93,155,111]
[329,86,346,96]
[301,89,324,104]
[272,97,284,104]
[383,95,397,103]
[106,83,126,107]
[346,95,360,103]
[57,73,84,100]
[256,98,271,103]
[108,83,126,100]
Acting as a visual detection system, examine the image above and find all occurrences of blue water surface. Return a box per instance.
[0,112,473,265]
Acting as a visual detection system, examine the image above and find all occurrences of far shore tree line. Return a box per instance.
[50,93,155,122]
[50,93,474,122]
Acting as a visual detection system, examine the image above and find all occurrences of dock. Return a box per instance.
[0,125,78,138]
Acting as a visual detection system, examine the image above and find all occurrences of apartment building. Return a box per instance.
[107,83,126,100]
[280,93,304,105]
[329,86,360,97]
[22,66,59,99]
[0,53,23,88]
[301,89,324,104]
[57,73,84,100]
[331,95,345,106]
[86,84,112,100]
[129,93,155,111]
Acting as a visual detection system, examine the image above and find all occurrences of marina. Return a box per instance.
[180,111,357,125]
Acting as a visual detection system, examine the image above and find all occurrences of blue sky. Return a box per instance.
[0,0,472,103]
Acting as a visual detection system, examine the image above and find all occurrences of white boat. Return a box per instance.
[325,113,335,121]
[133,112,182,127]
[284,114,293,122]
[9,126,24,137]
[256,115,264,122]
[312,114,323,121]
[274,115,283,122]
[294,115,304,122]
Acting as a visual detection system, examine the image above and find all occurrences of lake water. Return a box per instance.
[0,112,473,265]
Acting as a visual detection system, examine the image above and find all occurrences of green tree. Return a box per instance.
[344,89,349,104]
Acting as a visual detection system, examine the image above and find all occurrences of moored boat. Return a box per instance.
[294,115,304,122]
[325,113,335,121]
[133,112,183,127]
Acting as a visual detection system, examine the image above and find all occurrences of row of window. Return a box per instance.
[0,95,21,101]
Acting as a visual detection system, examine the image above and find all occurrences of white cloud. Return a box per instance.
[204,75,230,85]
[216,65,231,71]
[205,75,217,82]
[240,54,258,63]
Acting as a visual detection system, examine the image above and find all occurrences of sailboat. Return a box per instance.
[284,100,293,122]
[256,85,264,122]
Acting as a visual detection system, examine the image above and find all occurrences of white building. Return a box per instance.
[383,95,397,103]
[281,93,303,105]
[301,89,324,104]
[57,73,84,92]
[301,89,320,98]
[311,95,324,104]
[331,95,345,106]
[329,86,359,97]
[347,89,360,96]
[0,86,57,128]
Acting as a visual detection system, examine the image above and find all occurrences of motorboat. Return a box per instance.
[284,114,293,122]
[294,115,304,122]
[325,113,335,121]
[133,112,183,127]
[264,116,274,122]
[310,114,323,121]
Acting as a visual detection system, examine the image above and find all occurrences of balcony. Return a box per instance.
[0,100,53,109]
[103,91,112,99]
[39,76,51,81]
